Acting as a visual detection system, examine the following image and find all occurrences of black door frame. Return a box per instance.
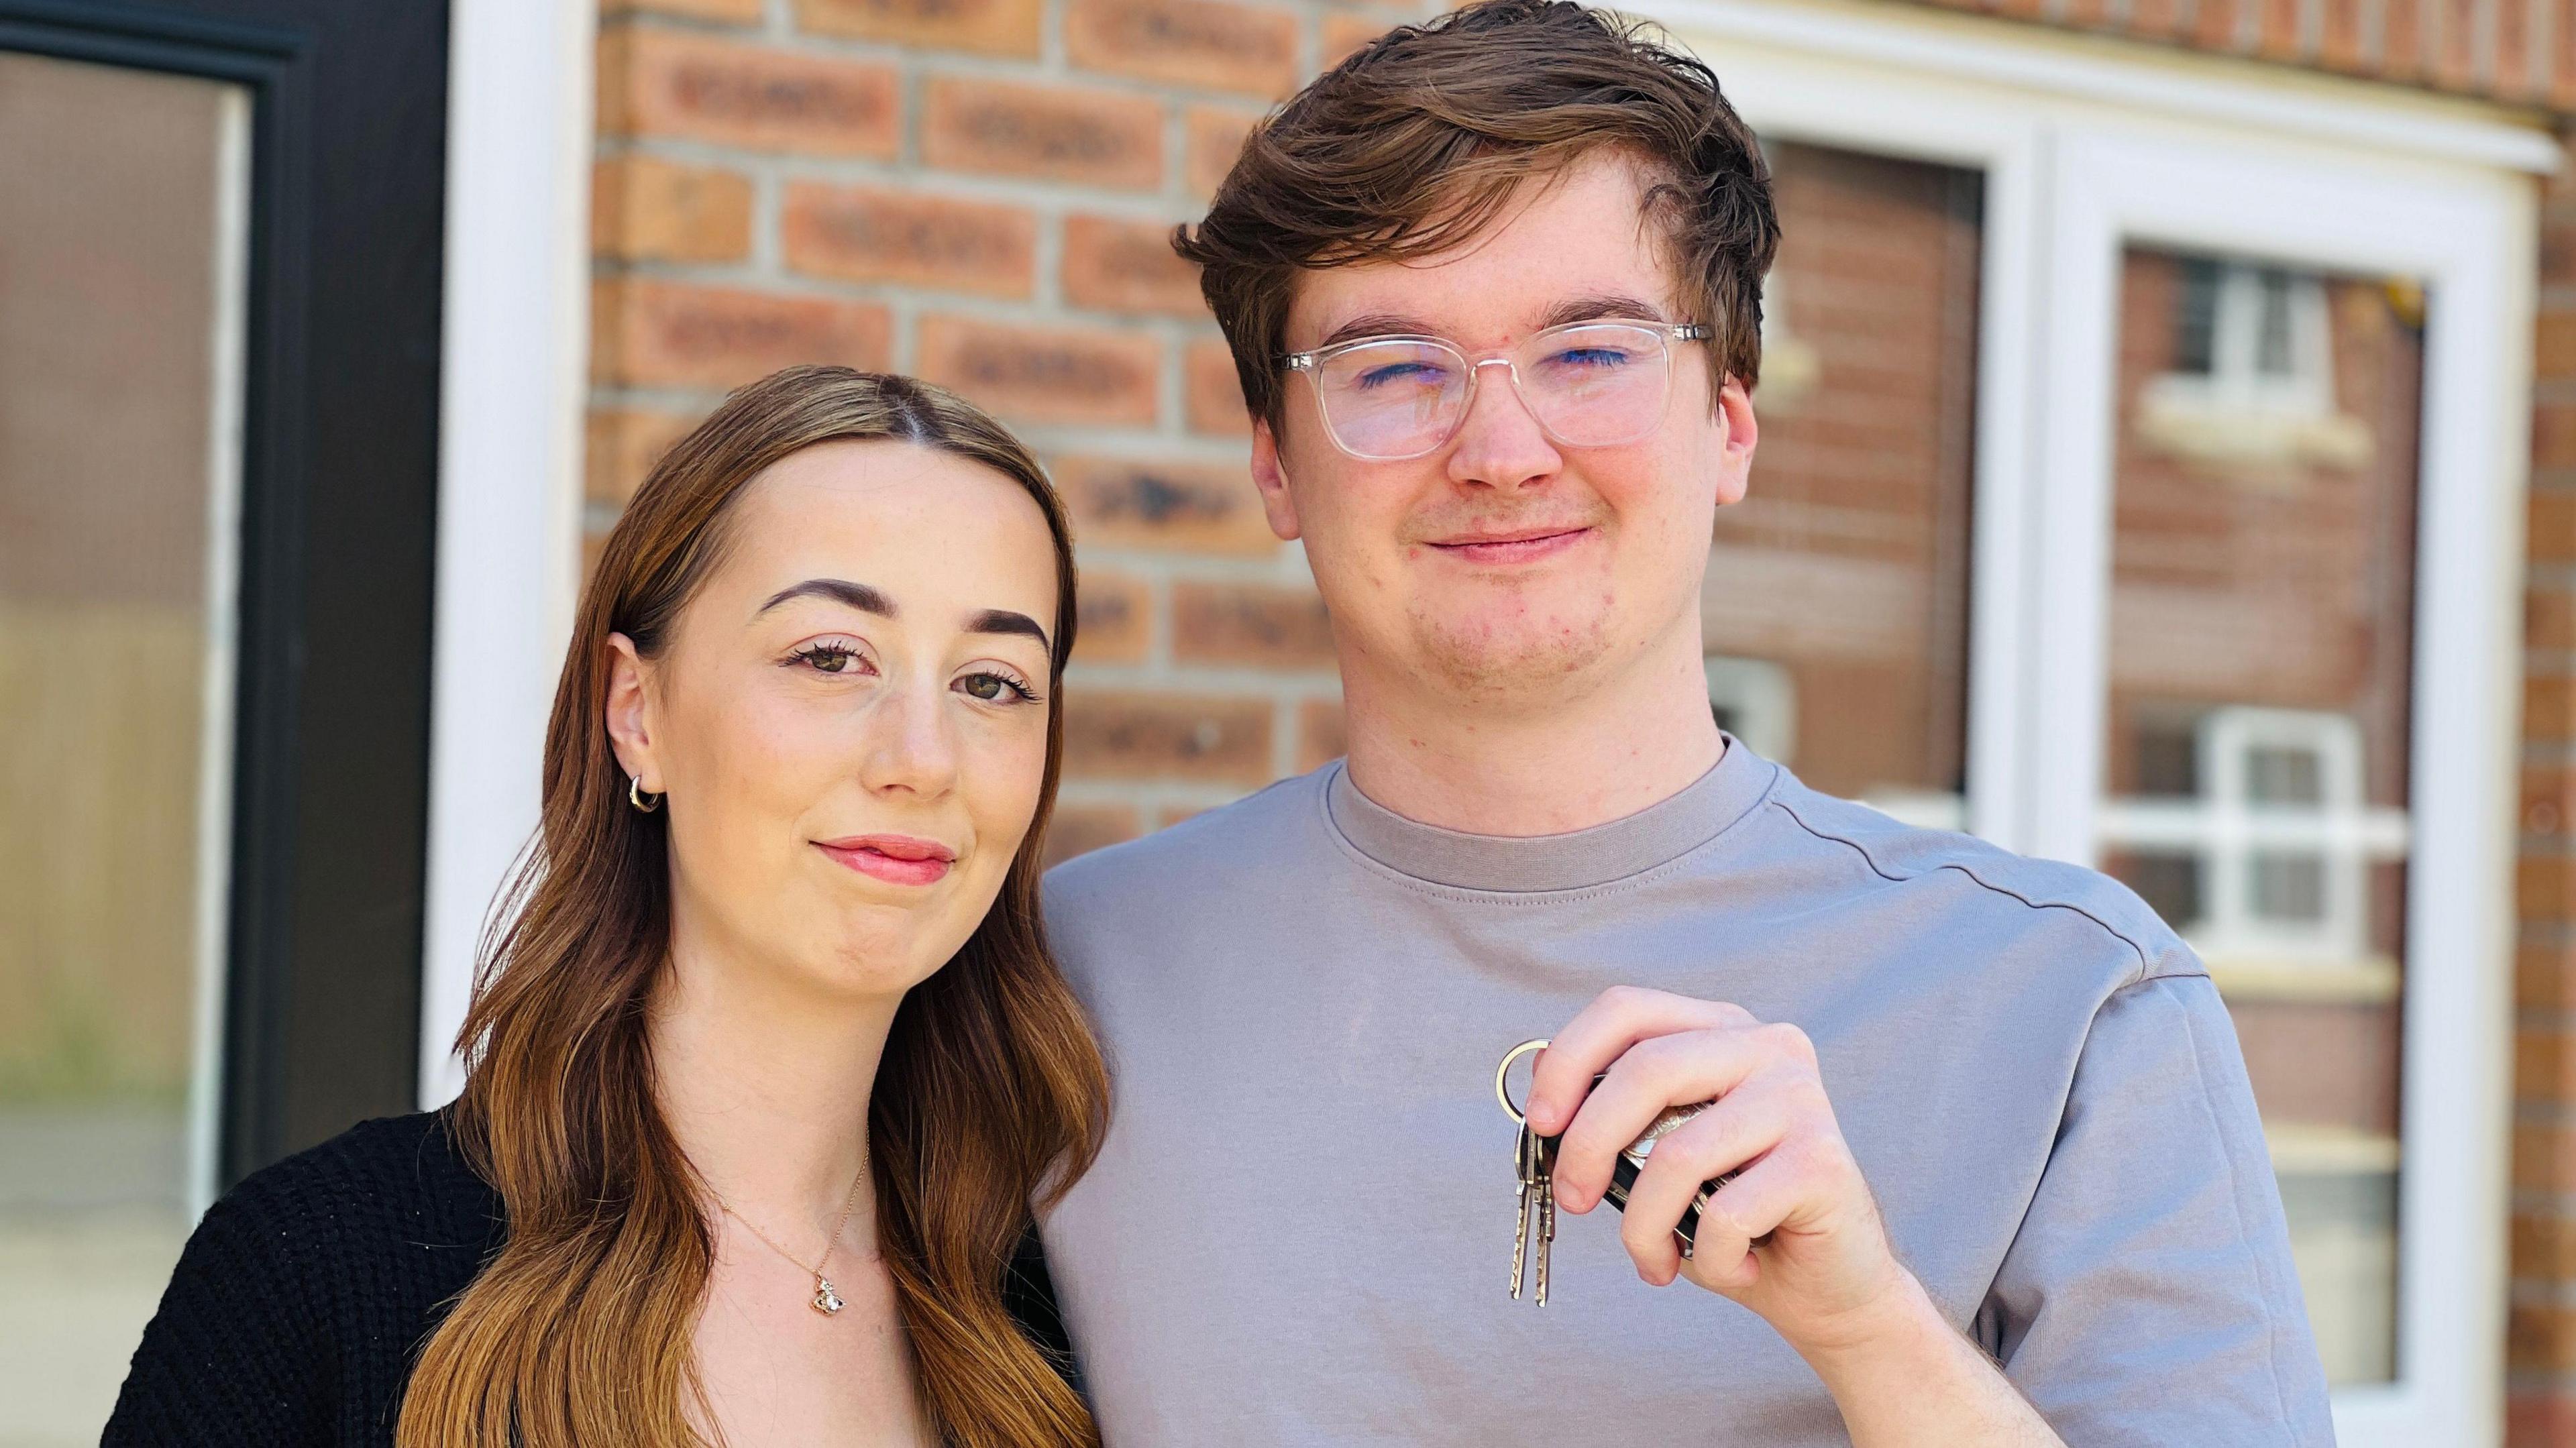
[0,0,449,1184]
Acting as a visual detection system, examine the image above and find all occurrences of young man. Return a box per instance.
[1036,3,2332,1443]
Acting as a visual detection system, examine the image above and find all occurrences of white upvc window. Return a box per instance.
[1656,1,2540,1439]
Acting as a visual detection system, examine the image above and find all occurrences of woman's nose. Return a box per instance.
[861,680,961,799]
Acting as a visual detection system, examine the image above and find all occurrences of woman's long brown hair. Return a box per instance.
[398,367,1108,1448]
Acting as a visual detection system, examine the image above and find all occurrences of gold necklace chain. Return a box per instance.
[716,1164,867,1316]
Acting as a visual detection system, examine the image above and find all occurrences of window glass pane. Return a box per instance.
[2100,245,2420,1386]
[0,52,249,1443]
[1708,141,1982,826]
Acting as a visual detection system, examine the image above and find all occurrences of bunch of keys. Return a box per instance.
[1494,1037,1737,1304]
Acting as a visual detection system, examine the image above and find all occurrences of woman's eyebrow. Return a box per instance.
[966,608,1051,653]
[756,578,896,618]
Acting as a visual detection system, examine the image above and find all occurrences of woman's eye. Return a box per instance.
[956,670,1038,704]
[790,642,869,675]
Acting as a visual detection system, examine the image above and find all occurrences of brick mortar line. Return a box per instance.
[1066,659,1344,693]
[1042,0,1067,69]
[618,11,1314,110]
[1056,777,1287,816]
[602,252,1193,327]
[1035,211,1068,311]
[891,292,923,374]
[2511,1278,2576,1306]
[1018,425,1254,459]
[1272,695,1302,779]
[583,386,1264,465]
[751,162,786,273]
[1143,571,1173,668]
[599,7,754,39]
[2536,0,2559,99]
[603,134,1219,215]
[1068,551,1288,586]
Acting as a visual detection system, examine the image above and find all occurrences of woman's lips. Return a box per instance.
[815,834,956,887]
[1425,526,1591,565]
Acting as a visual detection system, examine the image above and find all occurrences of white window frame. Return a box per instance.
[1650,2,2540,1440]
[417,0,596,1107]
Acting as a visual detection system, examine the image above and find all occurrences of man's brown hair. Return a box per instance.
[1175,0,1780,436]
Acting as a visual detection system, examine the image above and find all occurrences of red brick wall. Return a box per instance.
[587,0,1434,862]
[1909,0,2573,106]
[2512,133,2576,1448]
[588,0,2576,1429]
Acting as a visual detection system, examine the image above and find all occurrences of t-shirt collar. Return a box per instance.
[1322,736,1776,893]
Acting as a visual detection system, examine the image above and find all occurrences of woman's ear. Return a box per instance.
[603,632,661,791]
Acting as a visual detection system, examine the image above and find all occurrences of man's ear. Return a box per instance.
[1712,374,1758,509]
[603,632,661,792]
[1250,417,1303,542]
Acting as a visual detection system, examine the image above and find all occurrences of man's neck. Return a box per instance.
[1338,638,1724,838]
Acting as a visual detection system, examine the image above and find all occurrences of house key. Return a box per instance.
[1496,1037,1740,1303]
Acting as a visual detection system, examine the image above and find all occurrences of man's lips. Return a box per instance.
[814,834,957,887]
[1423,525,1595,564]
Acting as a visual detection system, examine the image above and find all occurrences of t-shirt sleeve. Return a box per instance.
[1981,968,2335,1446]
[101,1183,333,1447]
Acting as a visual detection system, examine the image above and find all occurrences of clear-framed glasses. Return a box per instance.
[1281,319,1713,462]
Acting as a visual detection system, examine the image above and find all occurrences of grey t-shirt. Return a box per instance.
[1038,742,2333,1446]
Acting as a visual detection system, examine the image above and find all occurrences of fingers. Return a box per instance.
[1615,1075,1798,1284]
[1525,986,1754,1137]
[1548,1027,1770,1213]
[1679,1152,1807,1295]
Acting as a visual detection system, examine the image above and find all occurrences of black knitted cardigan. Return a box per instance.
[102,1111,1075,1446]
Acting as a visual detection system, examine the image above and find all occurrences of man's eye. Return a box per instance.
[1546,347,1635,370]
[1354,361,1450,390]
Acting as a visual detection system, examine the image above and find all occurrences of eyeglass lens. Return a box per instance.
[1311,323,1677,461]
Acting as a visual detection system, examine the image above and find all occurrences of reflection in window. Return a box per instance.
[1710,141,1982,829]
[2103,247,2422,1386]
[0,52,248,1443]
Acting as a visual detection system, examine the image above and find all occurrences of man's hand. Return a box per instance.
[1523,987,2064,1448]
[1522,985,1907,1349]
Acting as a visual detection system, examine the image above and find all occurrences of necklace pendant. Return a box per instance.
[812,1275,845,1316]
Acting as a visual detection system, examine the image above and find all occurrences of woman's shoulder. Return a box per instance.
[219,1109,500,1247]
[103,1111,504,1447]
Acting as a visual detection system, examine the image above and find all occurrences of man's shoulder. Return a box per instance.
[1044,767,1329,917]
[1756,773,2196,990]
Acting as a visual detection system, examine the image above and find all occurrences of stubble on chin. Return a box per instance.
[1404,586,1617,705]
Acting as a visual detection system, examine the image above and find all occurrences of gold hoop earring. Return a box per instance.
[629,775,663,814]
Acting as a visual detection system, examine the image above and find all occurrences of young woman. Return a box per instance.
[106,368,1109,1448]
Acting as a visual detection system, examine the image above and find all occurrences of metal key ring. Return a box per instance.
[1495,1038,1550,1125]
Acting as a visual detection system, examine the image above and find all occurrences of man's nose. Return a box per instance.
[1446,358,1560,490]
